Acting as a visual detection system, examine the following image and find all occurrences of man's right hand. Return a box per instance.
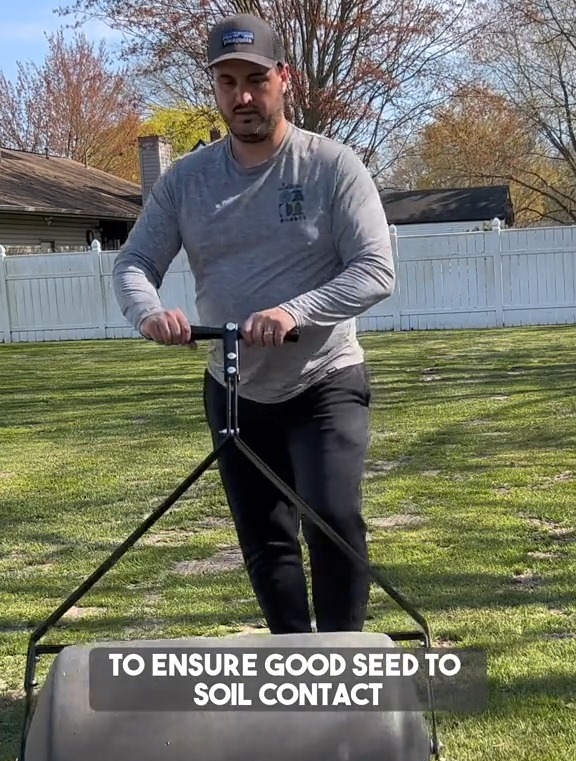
[140,308,195,346]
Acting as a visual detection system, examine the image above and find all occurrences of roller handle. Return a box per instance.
[190,324,299,342]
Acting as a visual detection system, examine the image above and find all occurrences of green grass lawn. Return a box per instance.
[1,325,576,760]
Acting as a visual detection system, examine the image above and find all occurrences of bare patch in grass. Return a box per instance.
[195,516,233,529]
[434,639,457,648]
[522,514,576,542]
[128,478,155,487]
[369,514,426,529]
[0,472,16,479]
[174,481,221,502]
[523,515,559,530]
[547,607,571,616]
[232,619,269,634]
[0,688,24,702]
[527,550,560,561]
[0,551,24,563]
[551,470,572,482]
[553,528,576,543]
[142,529,198,546]
[535,471,574,489]
[509,570,542,590]
[62,605,107,619]
[174,547,244,575]
[542,632,576,640]
[364,460,402,478]
[491,395,509,401]
[421,367,441,382]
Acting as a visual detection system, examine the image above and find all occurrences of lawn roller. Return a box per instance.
[18,322,442,761]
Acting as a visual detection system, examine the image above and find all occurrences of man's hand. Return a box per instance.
[140,308,196,347]
[242,307,297,347]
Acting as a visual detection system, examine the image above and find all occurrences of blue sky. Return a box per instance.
[0,1,123,81]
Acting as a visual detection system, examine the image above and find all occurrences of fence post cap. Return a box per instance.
[0,245,6,256]
[91,239,102,252]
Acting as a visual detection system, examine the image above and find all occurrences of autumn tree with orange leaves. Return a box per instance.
[384,85,562,225]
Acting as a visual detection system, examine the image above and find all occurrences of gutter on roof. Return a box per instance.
[0,205,140,220]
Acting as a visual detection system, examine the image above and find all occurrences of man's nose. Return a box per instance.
[235,89,253,106]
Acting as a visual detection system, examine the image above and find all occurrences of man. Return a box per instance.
[112,13,395,635]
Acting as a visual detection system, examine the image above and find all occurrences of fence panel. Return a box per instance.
[2,225,576,343]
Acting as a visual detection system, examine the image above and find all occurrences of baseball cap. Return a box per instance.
[207,13,285,70]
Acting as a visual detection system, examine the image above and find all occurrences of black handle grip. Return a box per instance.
[189,324,299,343]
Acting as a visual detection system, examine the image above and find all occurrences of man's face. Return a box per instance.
[212,59,288,143]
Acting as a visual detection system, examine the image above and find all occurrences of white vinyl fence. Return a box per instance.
[361,219,576,331]
[0,244,199,344]
[1,219,576,344]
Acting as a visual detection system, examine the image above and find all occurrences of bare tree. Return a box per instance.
[0,30,143,181]
[57,0,488,170]
[470,0,576,223]
[0,61,49,152]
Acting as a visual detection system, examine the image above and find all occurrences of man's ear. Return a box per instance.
[279,63,291,93]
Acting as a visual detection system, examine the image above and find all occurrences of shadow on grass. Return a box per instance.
[0,609,262,640]
[493,671,576,708]
[0,557,251,601]
[0,342,209,442]
[435,671,576,731]
[365,565,573,617]
[2,557,572,642]
[0,693,24,761]
[367,373,576,412]
[369,397,576,466]
[362,327,576,406]
[0,403,210,446]
[2,477,573,624]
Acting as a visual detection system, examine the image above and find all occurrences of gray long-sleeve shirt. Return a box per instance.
[112,123,395,403]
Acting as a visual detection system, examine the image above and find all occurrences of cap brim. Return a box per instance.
[208,52,278,69]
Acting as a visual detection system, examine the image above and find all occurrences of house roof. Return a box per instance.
[380,185,513,225]
[0,147,142,220]
[190,139,208,152]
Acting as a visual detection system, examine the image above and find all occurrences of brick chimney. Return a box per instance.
[138,135,173,204]
[210,128,221,142]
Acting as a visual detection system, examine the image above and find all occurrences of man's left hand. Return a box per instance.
[242,307,297,347]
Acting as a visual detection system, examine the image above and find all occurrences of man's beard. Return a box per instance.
[225,106,283,143]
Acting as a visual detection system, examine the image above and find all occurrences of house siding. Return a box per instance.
[0,213,102,253]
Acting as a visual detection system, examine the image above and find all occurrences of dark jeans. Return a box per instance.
[202,363,372,634]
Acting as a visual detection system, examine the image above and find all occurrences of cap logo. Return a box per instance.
[222,30,254,46]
